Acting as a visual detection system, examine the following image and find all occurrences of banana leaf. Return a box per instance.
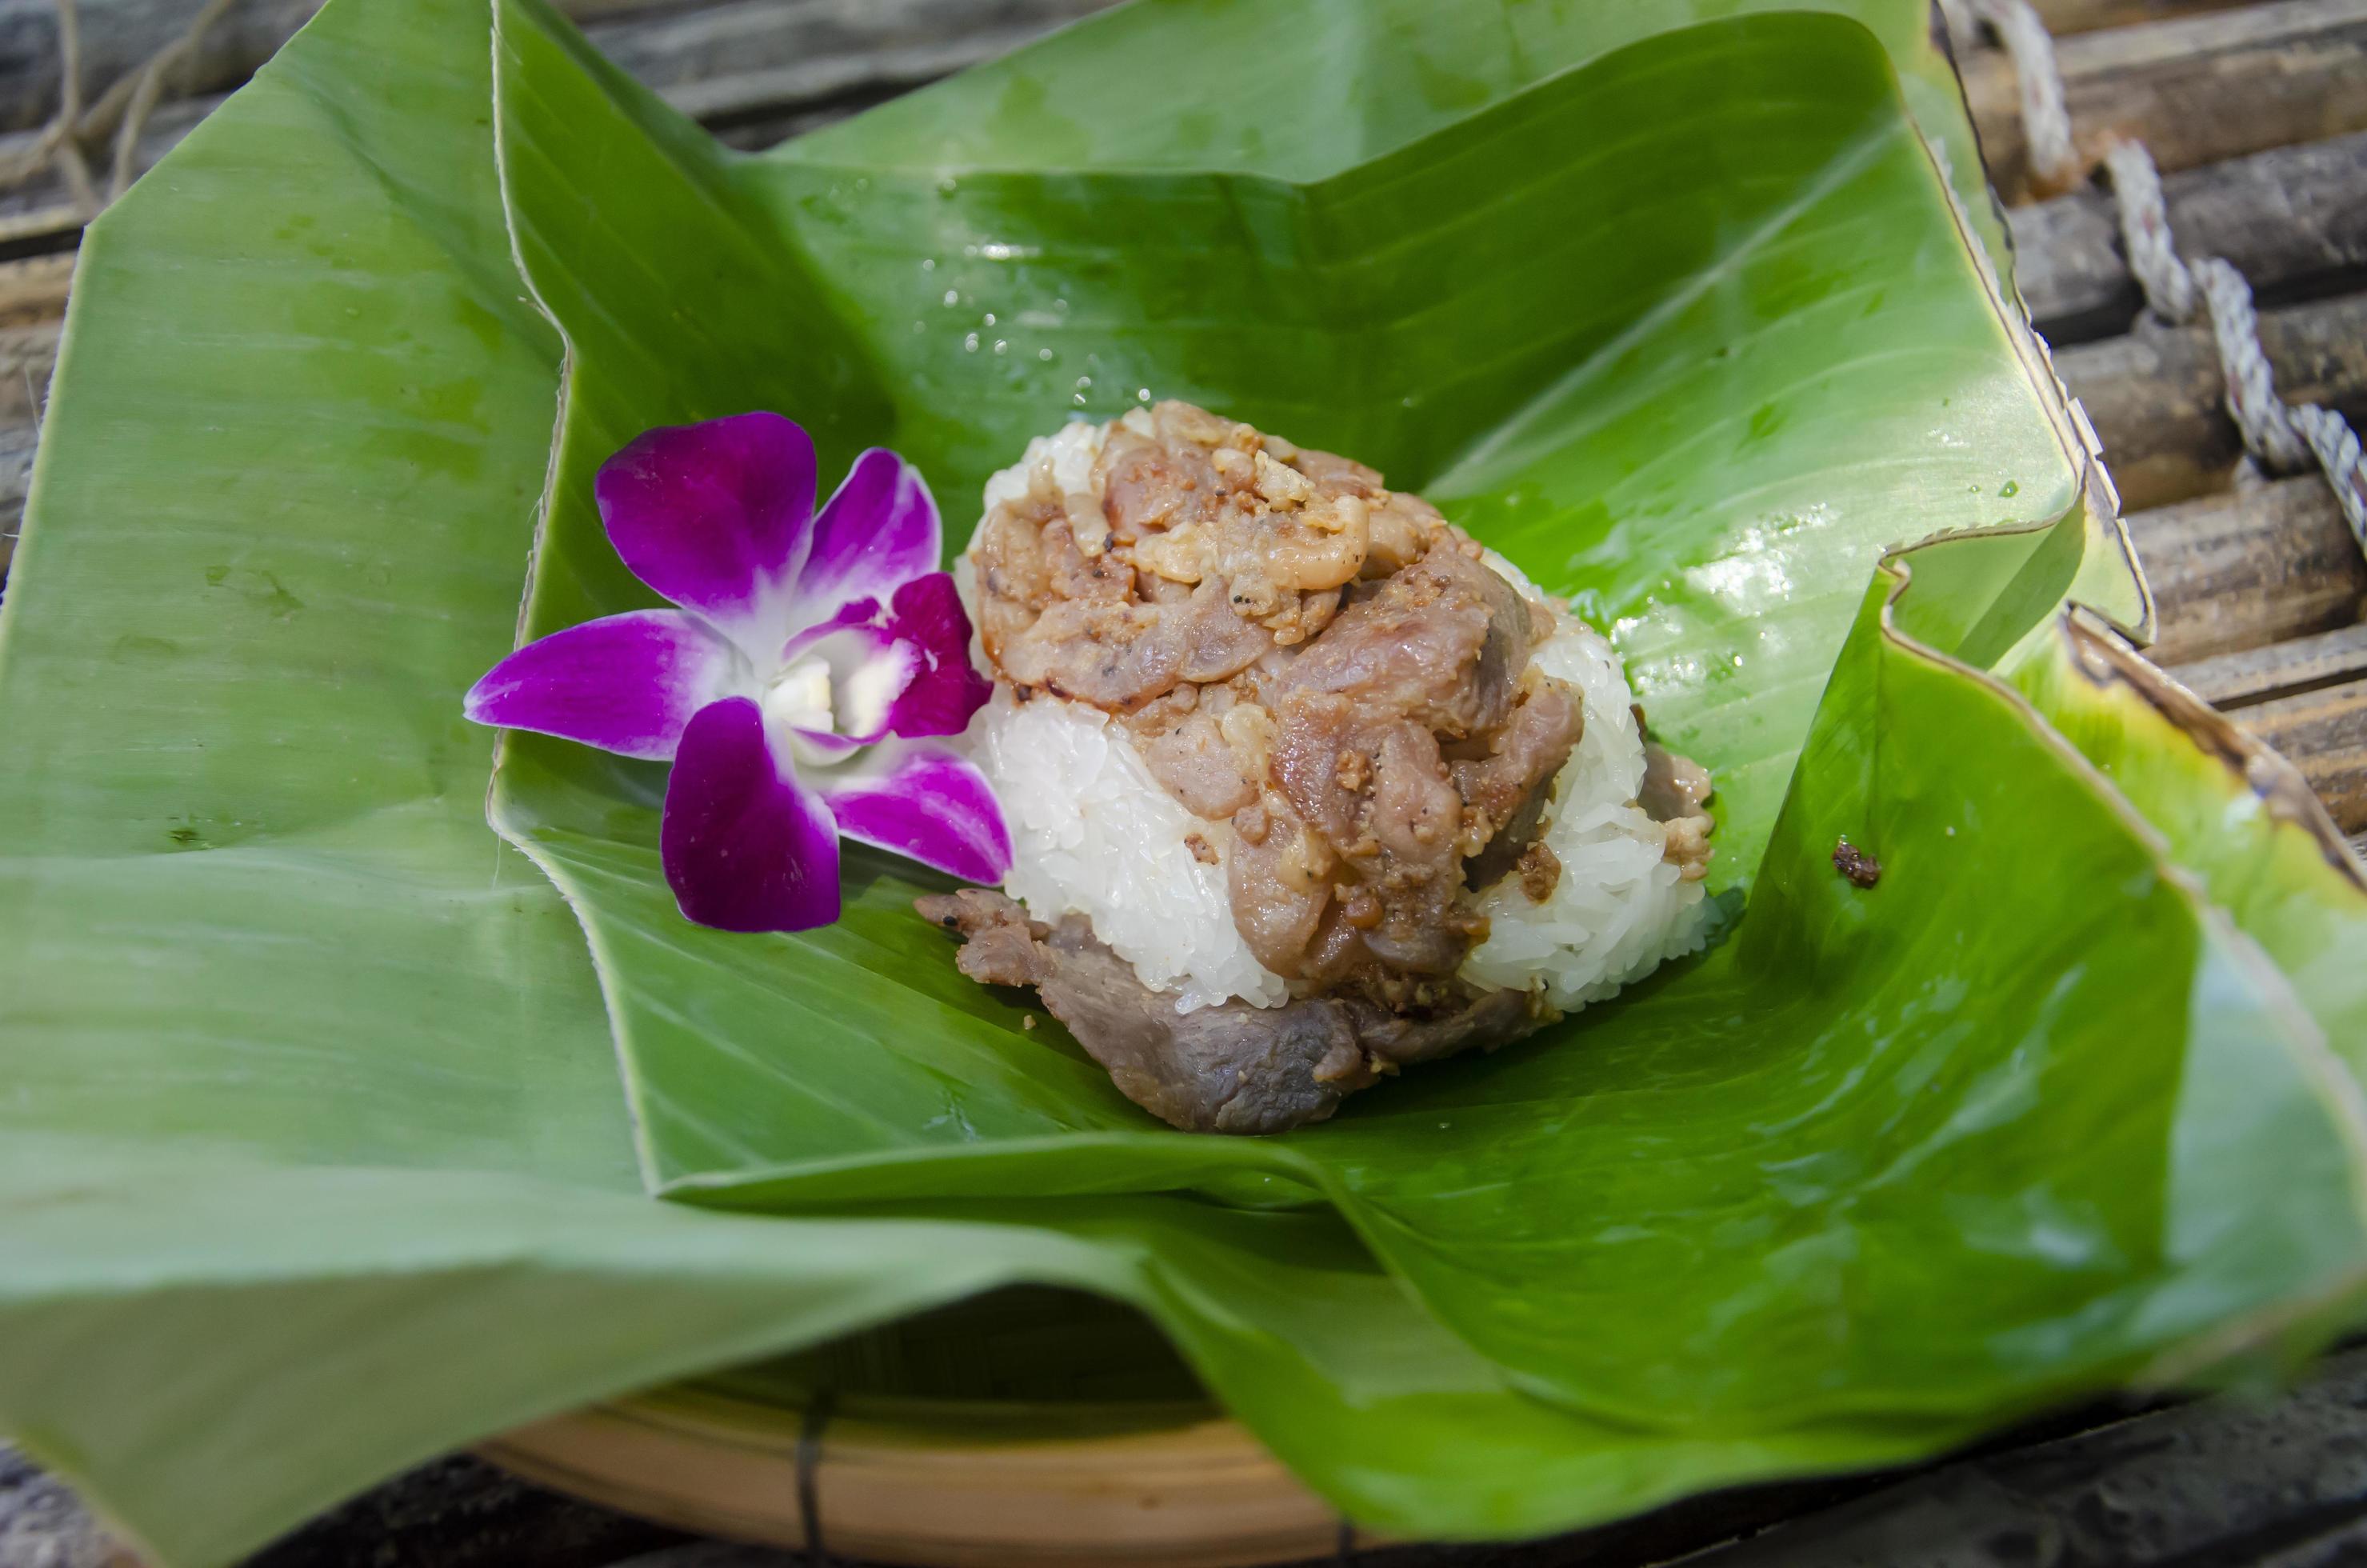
[0,6,1867,1558]
[489,0,2297,1425]
[493,0,2127,1184]
[2,2,2365,1566]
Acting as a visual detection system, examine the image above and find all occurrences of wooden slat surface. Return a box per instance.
[2053,290,2367,510]
[2030,0,2259,27]
[0,0,734,127]
[2162,621,2367,706]
[0,251,73,321]
[2133,475,2367,663]
[1960,0,2367,199]
[2235,679,2367,828]
[2009,129,2367,341]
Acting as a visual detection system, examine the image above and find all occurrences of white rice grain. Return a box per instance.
[959,426,1709,1018]
[969,688,1289,1013]
[1459,614,1713,1010]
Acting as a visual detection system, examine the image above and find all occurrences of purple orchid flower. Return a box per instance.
[466,411,1008,933]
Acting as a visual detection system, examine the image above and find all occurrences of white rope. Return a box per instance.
[1969,0,2079,186]
[2099,139,2193,322]
[2295,403,2367,542]
[2190,256,2311,473]
[1977,10,2367,543]
[1937,0,1980,50]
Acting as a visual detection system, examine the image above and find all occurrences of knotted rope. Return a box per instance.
[1968,0,2367,544]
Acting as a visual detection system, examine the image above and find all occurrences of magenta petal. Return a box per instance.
[882,573,993,738]
[822,741,1012,883]
[661,698,842,933]
[464,610,734,761]
[795,448,942,629]
[595,413,817,646]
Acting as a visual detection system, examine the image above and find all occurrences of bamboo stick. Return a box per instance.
[630,18,1101,132]
[1960,0,2367,201]
[2165,622,2367,706]
[2134,476,2367,665]
[2053,290,2367,512]
[2236,677,2367,829]
[0,319,59,422]
[2009,131,2367,342]
[0,410,35,582]
[2028,0,2253,30]
[0,254,73,325]
[0,0,1118,129]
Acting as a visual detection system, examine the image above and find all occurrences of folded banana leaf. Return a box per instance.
[2,0,2362,1565]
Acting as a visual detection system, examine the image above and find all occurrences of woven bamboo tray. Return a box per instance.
[489,1391,1326,1566]
[486,1290,1342,1566]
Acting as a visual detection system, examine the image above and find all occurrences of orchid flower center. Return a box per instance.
[758,624,917,769]
[762,655,836,740]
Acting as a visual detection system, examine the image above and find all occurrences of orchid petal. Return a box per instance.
[882,573,993,738]
[778,594,881,664]
[594,413,816,650]
[821,740,1012,884]
[660,697,842,933]
[464,609,735,761]
[795,447,942,629]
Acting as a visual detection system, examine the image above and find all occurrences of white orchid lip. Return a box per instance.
[763,655,838,761]
[463,412,1006,933]
[761,629,923,770]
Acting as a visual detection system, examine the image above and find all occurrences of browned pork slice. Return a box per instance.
[919,890,1551,1134]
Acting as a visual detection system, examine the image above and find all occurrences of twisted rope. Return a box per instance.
[1969,0,2080,186]
[2191,255,2313,473]
[1967,0,2367,544]
[2295,403,2367,539]
[2104,138,2367,538]
[2099,138,2193,321]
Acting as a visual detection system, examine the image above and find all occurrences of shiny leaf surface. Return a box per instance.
[491,0,2365,1481]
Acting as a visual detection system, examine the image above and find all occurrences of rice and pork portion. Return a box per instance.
[922,402,1713,1134]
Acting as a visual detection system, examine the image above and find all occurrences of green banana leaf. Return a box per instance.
[493,0,2117,1183]
[3,0,2365,1565]
[0,5,1906,1558]
[489,0,2283,1422]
